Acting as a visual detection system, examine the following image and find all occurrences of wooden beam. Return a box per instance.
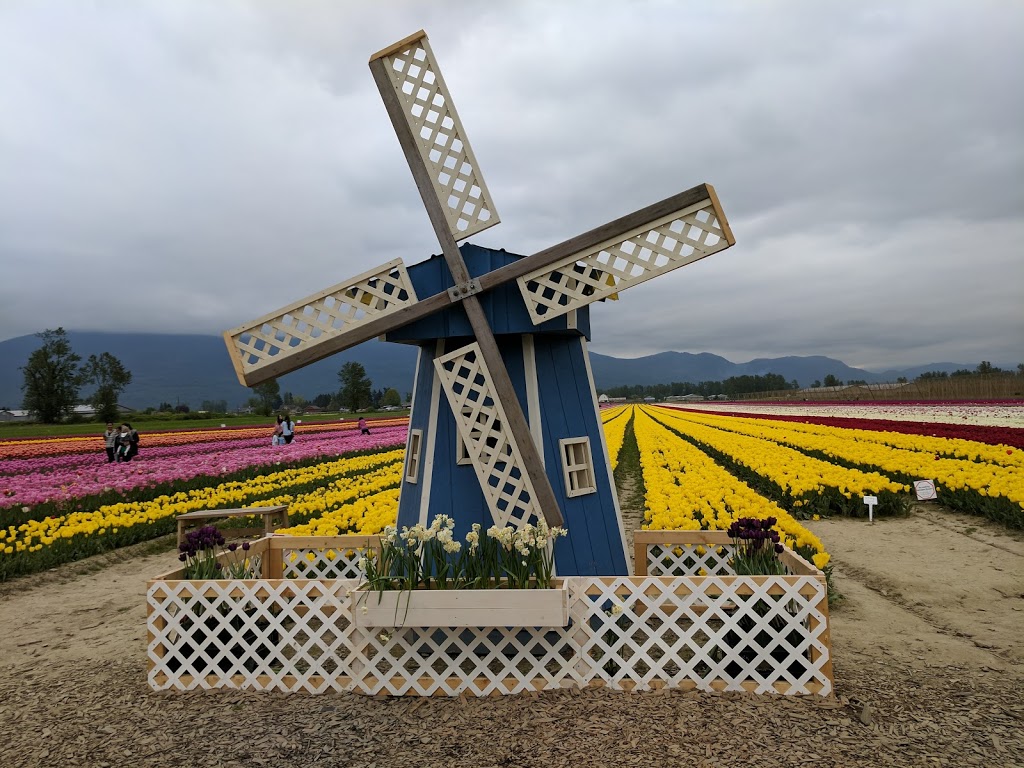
[633,538,648,576]
[370,55,563,528]
[477,183,715,292]
[461,297,564,527]
[633,529,732,545]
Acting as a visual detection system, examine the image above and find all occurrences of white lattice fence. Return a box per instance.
[148,579,360,693]
[149,535,832,697]
[573,576,830,695]
[645,542,738,577]
[280,546,369,580]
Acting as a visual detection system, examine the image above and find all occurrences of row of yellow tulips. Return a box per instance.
[1,449,402,555]
[645,406,908,515]
[279,487,402,537]
[659,407,1023,510]
[632,407,829,569]
[600,405,631,470]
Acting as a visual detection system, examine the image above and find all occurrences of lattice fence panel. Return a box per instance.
[379,36,499,240]
[281,547,369,580]
[571,577,830,696]
[350,623,579,696]
[148,579,362,693]
[225,259,418,382]
[517,199,731,324]
[646,543,737,577]
[434,342,541,530]
[150,576,831,697]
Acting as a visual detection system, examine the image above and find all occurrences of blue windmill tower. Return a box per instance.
[223,31,735,576]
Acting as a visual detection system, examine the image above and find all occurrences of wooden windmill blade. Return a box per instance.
[224,259,433,387]
[369,31,500,241]
[370,31,563,528]
[491,183,736,324]
[433,342,545,530]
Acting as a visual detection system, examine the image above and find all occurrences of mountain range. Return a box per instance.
[0,331,1000,410]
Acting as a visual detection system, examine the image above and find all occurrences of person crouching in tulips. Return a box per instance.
[116,424,133,462]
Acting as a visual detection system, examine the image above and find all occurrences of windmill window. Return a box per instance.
[560,437,596,497]
[406,429,423,484]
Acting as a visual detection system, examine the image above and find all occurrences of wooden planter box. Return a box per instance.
[352,580,569,628]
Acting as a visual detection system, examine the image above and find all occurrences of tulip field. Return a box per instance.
[0,420,409,579]
[1,400,1021,581]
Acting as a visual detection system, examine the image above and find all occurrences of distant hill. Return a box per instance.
[587,352,888,388]
[585,351,1006,389]
[0,331,1000,410]
[0,332,418,411]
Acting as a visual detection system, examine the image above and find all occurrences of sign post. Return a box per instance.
[863,495,878,523]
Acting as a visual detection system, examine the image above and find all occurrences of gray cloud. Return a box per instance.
[1,0,1022,370]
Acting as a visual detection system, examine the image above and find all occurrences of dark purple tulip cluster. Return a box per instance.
[727,517,785,555]
[177,525,256,578]
[728,517,788,576]
[179,525,226,557]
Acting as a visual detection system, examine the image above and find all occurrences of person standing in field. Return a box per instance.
[103,422,118,462]
[281,414,295,444]
[358,417,370,435]
[126,423,140,460]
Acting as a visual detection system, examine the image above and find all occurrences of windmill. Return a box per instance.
[223,30,735,576]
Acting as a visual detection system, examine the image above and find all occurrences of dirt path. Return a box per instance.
[1,509,1022,767]
[810,504,1024,665]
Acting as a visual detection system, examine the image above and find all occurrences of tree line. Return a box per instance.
[245,362,406,417]
[604,361,1024,401]
[811,362,1023,389]
[603,373,797,400]
[18,328,132,423]
[914,361,1024,380]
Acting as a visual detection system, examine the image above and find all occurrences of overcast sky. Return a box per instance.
[1,1,1022,370]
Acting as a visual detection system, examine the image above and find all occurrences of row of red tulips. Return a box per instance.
[665,407,1024,449]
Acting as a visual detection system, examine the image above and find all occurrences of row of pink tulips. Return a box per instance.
[0,425,408,509]
[0,433,303,476]
[0,417,411,460]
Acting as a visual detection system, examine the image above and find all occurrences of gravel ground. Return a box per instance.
[1,652,1020,768]
[1,508,1022,767]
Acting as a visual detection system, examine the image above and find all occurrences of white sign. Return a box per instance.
[863,495,878,523]
[914,480,937,500]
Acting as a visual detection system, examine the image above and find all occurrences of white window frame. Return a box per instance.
[559,436,596,497]
[405,429,423,484]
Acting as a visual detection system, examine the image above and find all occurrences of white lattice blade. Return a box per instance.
[224,259,418,385]
[516,194,733,324]
[374,32,500,240]
[433,342,542,530]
